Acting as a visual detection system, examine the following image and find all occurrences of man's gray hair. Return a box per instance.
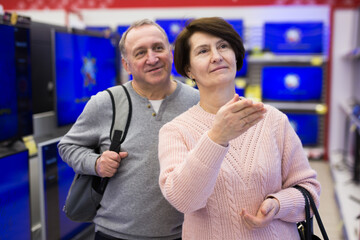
[119,19,169,59]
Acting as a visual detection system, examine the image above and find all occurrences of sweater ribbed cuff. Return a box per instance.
[191,132,229,169]
[269,188,304,220]
[86,153,101,175]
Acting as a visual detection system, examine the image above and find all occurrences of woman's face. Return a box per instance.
[186,31,237,89]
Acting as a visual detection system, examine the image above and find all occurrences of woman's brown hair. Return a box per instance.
[174,17,245,79]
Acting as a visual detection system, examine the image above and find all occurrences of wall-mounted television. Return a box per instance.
[226,19,244,40]
[226,19,247,77]
[264,22,323,54]
[86,26,111,32]
[0,149,31,239]
[116,25,129,37]
[285,112,320,146]
[0,23,33,143]
[236,51,247,78]
[155,18,190,44]
[38,137,91,240]
[156,19,190,78]
[261,66,323,102]
[53,30,119,127]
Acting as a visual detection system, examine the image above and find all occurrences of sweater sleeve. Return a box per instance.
[57,91,110,175]
[158,122,229,214]
[268,113,321,223]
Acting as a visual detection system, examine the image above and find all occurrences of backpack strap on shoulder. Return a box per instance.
[106,84,132,144]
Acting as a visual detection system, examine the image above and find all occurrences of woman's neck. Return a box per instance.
[199,85,235,114]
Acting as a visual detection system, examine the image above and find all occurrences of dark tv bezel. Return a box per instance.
[0,22,33,144]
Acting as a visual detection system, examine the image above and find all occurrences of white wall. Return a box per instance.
[328,8,358,154]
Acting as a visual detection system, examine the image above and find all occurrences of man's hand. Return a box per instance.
[95,150,128,178]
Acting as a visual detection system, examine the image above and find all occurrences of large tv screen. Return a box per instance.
[155,18,189,44]
[226,19,247,78]
[285,112,320,146]
[0,149,31,240]
[0,23,33,142]
[261,66,323,102]
[156,19,190,78]
[156,18,247,78]
[38,137,91,240]
[53,30,118,127]
[264,22,324,54]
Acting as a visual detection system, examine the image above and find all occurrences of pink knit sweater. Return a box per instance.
[158,103,321,240]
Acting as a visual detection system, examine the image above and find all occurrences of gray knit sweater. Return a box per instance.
[58,80,199,239]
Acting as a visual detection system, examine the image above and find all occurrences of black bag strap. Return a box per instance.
[295,185,312,239]
[295,185,329,240]
[96,84,132,194]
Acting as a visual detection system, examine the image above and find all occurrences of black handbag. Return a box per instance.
[294,185,329,240]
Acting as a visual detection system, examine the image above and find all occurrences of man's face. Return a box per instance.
[122,25,173,87]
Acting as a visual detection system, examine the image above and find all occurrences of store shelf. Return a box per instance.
[248,54,328,63]
[340,101,360,129]
[265,102,327,112]
[330,152,360,240]
[344,47,360,60]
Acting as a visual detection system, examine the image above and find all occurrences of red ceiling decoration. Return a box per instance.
[1,0,359,11]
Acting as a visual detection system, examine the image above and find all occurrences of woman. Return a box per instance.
[158,17,321,239]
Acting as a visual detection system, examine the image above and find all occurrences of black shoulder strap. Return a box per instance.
[295,185,329,240]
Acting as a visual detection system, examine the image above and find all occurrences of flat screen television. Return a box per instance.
[53,30,119,127]
[226,19,244,40]
[0,23,33,143]
[226,19,247,77]
[156,19,190,78]
[116,25,129,37]
[155,18,190,44]
[261,66,323,102]
[285,112,320,146]
[38,137,91,240]
[86,26,111,32]
[0,149,31,239]
[264,22,324,54]
[236,51,247,78]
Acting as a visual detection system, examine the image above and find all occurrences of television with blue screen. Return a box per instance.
[38,137,91,240]
[285,112,320,146]
[236,51,247,77]
[86,26,111,32]
[261,66,323,102]
[156,19,190,78]
[155,18,190,44]
[0,23,33,143]
[0,149,31,240]
[53,30,118,127]
[264,22,323,54]
[226,19,244,40]
[226,19,247,77]
[116,25,129,37]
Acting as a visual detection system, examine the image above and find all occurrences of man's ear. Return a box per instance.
[186,66,192,79]
[121,58,131,75]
